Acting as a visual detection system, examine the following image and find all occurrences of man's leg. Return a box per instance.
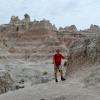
[59,66,66,81]
[61,70,66,81]
[60,70,63,78]
[54,66,58,82]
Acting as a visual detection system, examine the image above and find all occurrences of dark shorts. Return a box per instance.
[54,64,62,72]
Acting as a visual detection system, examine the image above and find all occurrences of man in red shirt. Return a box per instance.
[53,49,66,82]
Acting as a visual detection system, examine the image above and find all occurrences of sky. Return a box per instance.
[0,0,100,29]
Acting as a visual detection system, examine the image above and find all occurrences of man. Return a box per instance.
[53,49,66,82]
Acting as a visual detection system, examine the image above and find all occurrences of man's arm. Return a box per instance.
[61,54,65,59]
[52,55,55,64]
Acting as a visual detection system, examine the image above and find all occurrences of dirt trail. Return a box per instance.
[0,63,100,100]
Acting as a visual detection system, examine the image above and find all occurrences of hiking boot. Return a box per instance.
[61,77,66,81]
[55,79,58,82]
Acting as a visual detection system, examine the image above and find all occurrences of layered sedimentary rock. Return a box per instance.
[65,33,100,75]
[1,17,62,60]
[0,14,100,72]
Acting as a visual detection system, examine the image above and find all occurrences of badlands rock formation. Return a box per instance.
[0,14,100,95]
[0,70,13,94]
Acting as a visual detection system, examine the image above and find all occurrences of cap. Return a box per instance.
[56,49,60,52]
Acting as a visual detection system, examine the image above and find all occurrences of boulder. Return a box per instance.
[0,70,13,94]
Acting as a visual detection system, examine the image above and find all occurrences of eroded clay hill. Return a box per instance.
[7,21,65,61]
[0,16,100,65]
[0,15,100,95]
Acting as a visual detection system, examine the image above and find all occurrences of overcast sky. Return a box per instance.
[0,0,100,29]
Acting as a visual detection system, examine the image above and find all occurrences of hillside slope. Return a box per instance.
[0,63,100,100]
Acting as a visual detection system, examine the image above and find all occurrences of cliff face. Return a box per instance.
[6,21,62,60]
[0,16,100,95]
[65,32,100,75]
[0,18,100,63]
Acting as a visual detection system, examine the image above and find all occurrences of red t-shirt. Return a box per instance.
[53,53,64,65]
